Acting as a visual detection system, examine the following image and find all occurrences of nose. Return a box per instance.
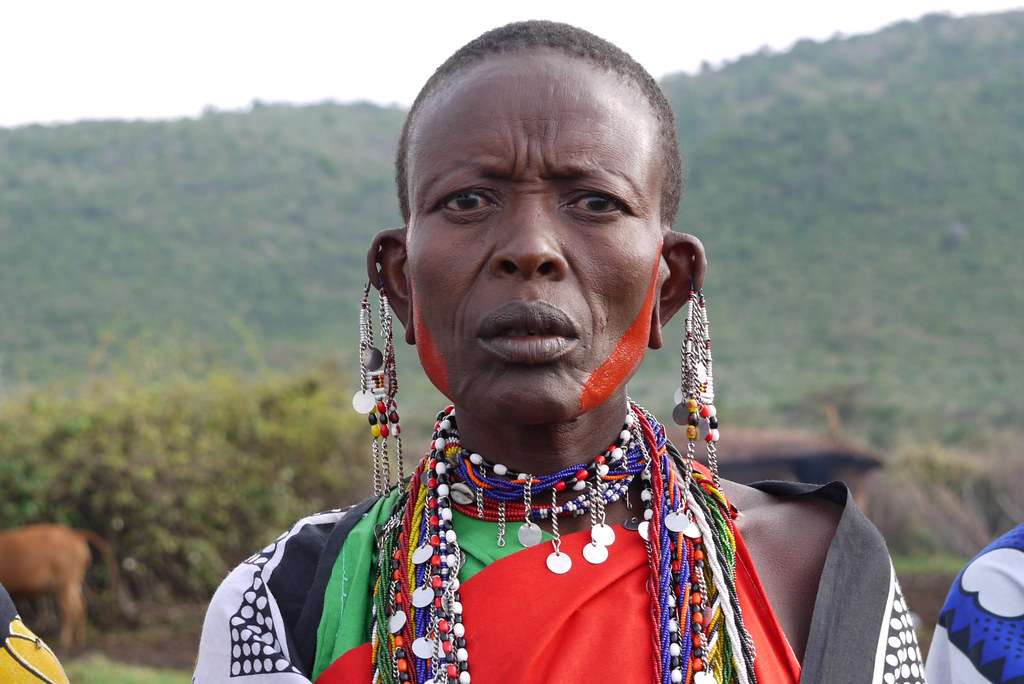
[488,205,569,280]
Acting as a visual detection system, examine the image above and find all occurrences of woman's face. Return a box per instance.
[403,51,670,424]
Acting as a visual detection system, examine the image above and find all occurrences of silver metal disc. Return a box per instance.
[412,636,434,659]
[591,523,615,547]
[352,390,376,414]
[450,482,474,505]
[518,522,543,547]
[622,517,641,531]
[361,347,384,371]
[665,511,688,533]
[411,544,433,565]
[412,585,434,608]
[683,520,701,539]
[637,520,650,541]
[546,550,572,574]
[693,671,717,684]
[674,387,685,405]
[582,541,609,564]
[388,610,407,634]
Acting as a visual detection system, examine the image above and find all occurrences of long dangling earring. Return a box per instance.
[353,282,403,495]
[673,288,721,487]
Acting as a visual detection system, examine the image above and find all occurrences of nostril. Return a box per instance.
[501,260,517,275]
[537,262,554,276]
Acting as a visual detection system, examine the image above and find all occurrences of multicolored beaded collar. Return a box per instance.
[367,403,758,684]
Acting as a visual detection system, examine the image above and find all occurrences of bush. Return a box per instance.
[0,359,371,600]
[867,435,1024,557]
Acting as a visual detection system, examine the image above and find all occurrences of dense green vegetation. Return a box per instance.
[0,359,370,598]
[2,11,1021,447]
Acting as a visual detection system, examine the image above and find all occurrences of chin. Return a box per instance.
[453,380,582,427]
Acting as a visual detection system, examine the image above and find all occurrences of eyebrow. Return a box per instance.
[428,153,648,199]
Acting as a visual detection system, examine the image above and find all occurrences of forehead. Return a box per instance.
[405,51,663,194]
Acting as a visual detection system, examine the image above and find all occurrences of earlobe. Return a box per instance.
[654,231,707,339]
[367,227,415,344]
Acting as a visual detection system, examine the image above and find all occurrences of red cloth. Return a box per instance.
[318,525,800,683]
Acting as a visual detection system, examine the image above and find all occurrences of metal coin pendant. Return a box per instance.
[674,387,685,405]
[582,541,609,564]
[412,585,434,608]
[412,636,434,659]
[693,671,718,684]
[664,511,688,533]
[637,520,650,541]
[518,521,543,548]
[591,523,616,547]
[411,544,433,565]
[622,517,641,531]
[683,520,701,539]
[546,551,572,575]
[352,390,376,414]
[388,609,407,634]
[450,482,474,505]
[361,347,384,371]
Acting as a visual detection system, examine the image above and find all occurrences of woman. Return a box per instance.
[194,21,924,683]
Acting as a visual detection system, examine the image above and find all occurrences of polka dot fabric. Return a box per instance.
[880,585,926,684]
[228,547,299,677]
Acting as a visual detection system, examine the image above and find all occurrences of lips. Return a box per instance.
[477,301,580,364]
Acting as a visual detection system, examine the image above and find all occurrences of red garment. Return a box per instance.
[318,525,800,683]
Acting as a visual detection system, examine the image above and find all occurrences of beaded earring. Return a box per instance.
[352,282,404,495]
[673,289,721,487]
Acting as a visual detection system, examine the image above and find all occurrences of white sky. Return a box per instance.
[1,0,1021,128]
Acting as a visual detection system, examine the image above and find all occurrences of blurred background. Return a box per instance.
[1,1,1022,679]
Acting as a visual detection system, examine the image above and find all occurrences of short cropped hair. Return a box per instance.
[395,20,683,225]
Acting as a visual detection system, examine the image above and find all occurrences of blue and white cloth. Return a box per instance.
[926,522,1024,684]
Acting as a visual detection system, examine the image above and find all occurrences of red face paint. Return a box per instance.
[409,270,451,399]
[577,256,661,414]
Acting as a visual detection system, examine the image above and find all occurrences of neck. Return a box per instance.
[449,390,633,476]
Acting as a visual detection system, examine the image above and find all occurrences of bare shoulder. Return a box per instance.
[720,479,844,661]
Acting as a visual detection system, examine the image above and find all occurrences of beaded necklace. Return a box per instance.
[368,403,757,684]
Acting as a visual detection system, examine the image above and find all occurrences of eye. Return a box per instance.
[573,194,621,214]
[441,191,490,211]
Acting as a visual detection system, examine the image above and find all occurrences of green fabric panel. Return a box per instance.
[313,494,552,678]
[312,492,396,679]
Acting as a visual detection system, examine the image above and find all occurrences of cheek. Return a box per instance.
[409,268,451,399]
[577,256,661,415]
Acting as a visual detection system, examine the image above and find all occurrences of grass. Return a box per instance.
[892,552,971,575]
[61,655,190,684]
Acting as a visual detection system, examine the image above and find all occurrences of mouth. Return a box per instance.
[477,301,580,364]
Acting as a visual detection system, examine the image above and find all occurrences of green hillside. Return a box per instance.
[658,10,1024,440]
[1,11,1022,445]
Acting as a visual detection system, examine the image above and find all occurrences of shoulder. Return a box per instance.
[193,504,374,683]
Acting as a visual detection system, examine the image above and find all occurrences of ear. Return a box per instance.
[649,231,706,349]
[367,227,415,344]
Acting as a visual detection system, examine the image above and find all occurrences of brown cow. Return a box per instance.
[0,524,121,649]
